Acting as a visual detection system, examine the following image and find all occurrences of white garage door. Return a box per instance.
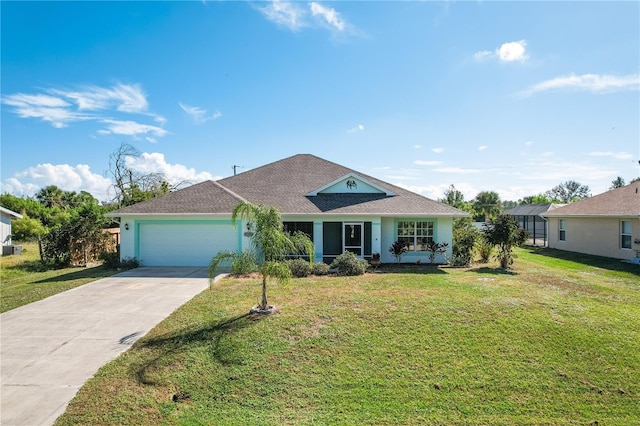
[138,222,237,267]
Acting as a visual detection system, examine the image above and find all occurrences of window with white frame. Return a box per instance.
[621,221,632,249]
[397,220,434,251]
[559,219,566,241]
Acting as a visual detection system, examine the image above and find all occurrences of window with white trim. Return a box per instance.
[397,220,434,251]
[559,219,566,241]
[621,221,632,249]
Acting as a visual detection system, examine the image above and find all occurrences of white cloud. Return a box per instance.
[433,167,480,174]
[393,181,477,201]
[257,1,307,31]
[256,0,353,35]
[101,120,168,138]
[432,147,445,153]
[2,83,167,141]
[478,145,488,151]
[497,40,528,62]
[414,160,443,166]
[179,102,222,124]
[474,50,493,61]
[2,93,91,128]
[2,153,218,202]
[125,152,215,186]
[54,83,148,113]
[347,124,364,133]
[522,73,640,96]
[4,163,112,201]
[1,178,41,198]
[525,141,534,147]
[310,2,346,31]
[413,144,422,149]
[386,175,420,181]
[516,160,617,182]
[474,40,528,63]
[588,151,634,160]
[2,93,70,108]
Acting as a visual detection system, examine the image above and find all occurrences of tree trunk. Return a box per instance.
[38,237,43,263]
[261,274,268,310]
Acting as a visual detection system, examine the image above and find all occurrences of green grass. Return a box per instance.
[0,242,118,313]
[56,247,639,425]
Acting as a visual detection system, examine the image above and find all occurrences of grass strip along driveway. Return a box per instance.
[0,243,118,313]
[56,247,639,425]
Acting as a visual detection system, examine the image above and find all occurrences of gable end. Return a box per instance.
[306,172,396,196]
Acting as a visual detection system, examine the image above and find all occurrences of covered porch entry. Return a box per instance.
[321,221,375,263]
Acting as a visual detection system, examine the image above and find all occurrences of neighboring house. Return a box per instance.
[505,203,565,246]
[1,206,23,247]
[107,154,469,266]
[541,181,640,261]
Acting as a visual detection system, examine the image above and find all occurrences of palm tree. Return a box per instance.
[209,202,314,312]
[35,185,66,209]
[473,191,502,222]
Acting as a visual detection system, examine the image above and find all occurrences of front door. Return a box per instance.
[343,222,363,257]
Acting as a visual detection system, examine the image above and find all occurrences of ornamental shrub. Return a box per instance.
[389,240,408,263]
[287,258,312,278]
[330,251,368,276]
[452,218,480,266]
[312,262,330,276]
[99,251,120,269]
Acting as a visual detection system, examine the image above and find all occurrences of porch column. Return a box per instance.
[372,220,382,256]
[313,221,323,263]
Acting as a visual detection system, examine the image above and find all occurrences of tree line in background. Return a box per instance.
[0,144,180,268]
[440,175,639,223]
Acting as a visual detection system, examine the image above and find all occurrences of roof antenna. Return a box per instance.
[232,165,244,176]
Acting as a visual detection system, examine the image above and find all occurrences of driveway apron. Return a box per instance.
[1,267,215,426]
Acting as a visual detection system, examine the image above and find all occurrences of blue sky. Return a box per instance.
[2,1,639,203]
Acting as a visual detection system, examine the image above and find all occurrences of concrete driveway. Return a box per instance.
[1,267,220,426]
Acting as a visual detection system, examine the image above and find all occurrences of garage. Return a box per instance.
[137,221,238,267]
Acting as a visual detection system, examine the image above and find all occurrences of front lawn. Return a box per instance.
[57,247,639,425]
[0,242,118,313]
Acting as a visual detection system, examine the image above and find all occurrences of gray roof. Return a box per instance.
[109,154,469,217]
[542,181,640,217]
[505,203,565,216]
[107,180,244,215]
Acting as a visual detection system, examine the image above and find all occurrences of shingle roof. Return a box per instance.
[505,203,565,216]
[542,181,640,217]
[109,154,469,217]
[107,180,244,215]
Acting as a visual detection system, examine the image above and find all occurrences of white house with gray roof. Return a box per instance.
[107,154,469,266]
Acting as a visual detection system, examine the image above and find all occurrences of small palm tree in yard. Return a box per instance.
[209,202,314,313]
[483,215,529,269]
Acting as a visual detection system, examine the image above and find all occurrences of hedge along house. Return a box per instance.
[540,181,640,262]
[107,154,469,267]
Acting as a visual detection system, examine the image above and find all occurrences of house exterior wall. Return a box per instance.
[546,216,640,260]
[381,216,453,264]
[281,215,382,263]
[1,213,13,245]
[118,214,457,265]
[118,215,236,263]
